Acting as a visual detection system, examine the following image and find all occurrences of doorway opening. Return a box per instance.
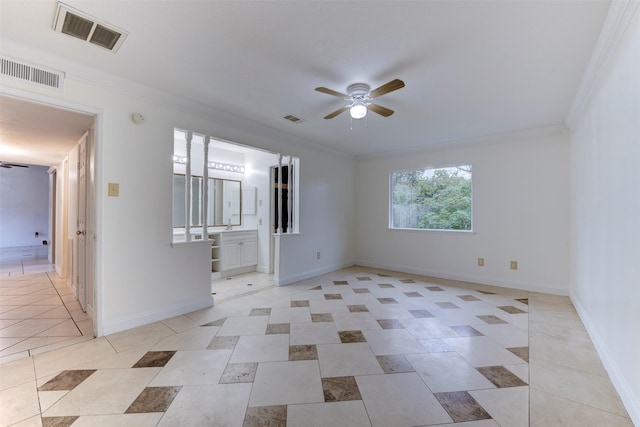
[0,93,98,356]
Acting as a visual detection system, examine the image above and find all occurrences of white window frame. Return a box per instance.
[389,165,473,232]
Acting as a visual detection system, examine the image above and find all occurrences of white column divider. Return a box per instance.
[202,135,210,240]
[185,131,193,242]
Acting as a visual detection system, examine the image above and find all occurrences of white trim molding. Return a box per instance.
[566,0,640,128]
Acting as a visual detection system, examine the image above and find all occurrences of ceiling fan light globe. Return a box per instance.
[350,104,367,119]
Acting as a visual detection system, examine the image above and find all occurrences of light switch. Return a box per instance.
[108,183,119,197]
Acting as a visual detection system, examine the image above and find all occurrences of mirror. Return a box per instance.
[173,175,242,227]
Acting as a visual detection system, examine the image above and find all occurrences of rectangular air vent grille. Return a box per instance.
[53,2,127,53]
[283,114,304,123]
[0,56,64,90]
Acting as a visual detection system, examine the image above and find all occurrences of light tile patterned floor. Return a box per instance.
[0,271,94,362]
[0,246,54,277]
[0,267,633,426]
[212,272,275,301]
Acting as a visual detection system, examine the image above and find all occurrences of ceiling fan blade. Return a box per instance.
[0,162,29,168]
[368,103,395,117]
[324,106,349,119]
[315,87,348,98]
[369,79,405,98]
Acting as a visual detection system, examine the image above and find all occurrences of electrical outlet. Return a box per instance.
[316,252,321,260]
[510,260,518,270]
[108,183,119,197]
[477,257,484,267]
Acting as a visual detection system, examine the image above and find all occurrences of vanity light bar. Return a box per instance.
[208,162,245,173]
[173,156,244,173]
[172,155,187,164]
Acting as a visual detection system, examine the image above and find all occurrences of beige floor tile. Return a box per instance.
[287,400,372,427]
[0,305,62,320]
[33,337,116,378]
[469,386,529,427]
[29,336,95,357]
[0,336,25,352]
[317,343,383,377]
[43,368,160,416]
[529,357,628,417]
[229,334,289,363]
[529,334,607,377]
[106,322,176,353]
[37,390,69,412]
[443,336,526,367]
[158,383,251,426]
[356,372,452,427]
[290,322,340,345]
[399,317,458,339]
[35,319,81,337]
[406,352,495,393]
[530,387,634,427]
[249,360,324,406]
[149,349,232,386]
[0,356,35,391]
[71,413,163,426]
[151,326,218,351]
[362,329,429,356]
[0,380,40,427]
[0,318,68,338]
[33,306,73,319]
[161,315,199,333]
[216,315,268,336]
[430,420,500,427]
[7,415,43,427]
[0,337,74,358]
[332,312,383,331]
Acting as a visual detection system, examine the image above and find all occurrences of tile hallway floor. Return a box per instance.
[0,272,94,361]
[0,267,634,426]
[212,272,275,302]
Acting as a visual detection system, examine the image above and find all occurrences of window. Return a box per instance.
[390,165,472,231]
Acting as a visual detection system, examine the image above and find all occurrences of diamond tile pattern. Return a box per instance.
[4,268,628,426]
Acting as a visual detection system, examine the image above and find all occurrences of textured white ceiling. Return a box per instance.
[0,0,611,162]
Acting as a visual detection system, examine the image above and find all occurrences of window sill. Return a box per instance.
[389,227,476,235]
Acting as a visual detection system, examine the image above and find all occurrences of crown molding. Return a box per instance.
[354,124,568,162]
[566,0,639,128]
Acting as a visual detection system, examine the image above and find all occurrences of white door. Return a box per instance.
[77,134,87,311]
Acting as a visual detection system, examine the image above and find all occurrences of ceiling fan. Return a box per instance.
[315,79,405,120]
[0,161,29,169]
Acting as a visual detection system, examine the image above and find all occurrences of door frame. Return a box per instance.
[1,86,102,336]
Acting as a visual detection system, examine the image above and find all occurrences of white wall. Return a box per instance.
[569,7,640,424]
[355,130,571,295]
[1,43,356,336]
[242,148,278,273]
[0,165,49,248]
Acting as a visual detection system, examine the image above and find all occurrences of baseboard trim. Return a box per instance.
[571,294,640,426]
[354,260,569,296]
[276,261,354,286]
[101,296,213,336]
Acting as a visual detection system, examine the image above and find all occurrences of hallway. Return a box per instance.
[0,252,94,362]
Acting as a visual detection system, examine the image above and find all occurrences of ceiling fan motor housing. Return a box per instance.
[347,83,371,99]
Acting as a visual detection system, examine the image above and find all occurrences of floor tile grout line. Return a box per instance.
[46,271,85,337]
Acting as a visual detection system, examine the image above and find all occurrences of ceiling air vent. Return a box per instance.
[0,56,65,91]
[53,2,128,52]
[283,114,304,124]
